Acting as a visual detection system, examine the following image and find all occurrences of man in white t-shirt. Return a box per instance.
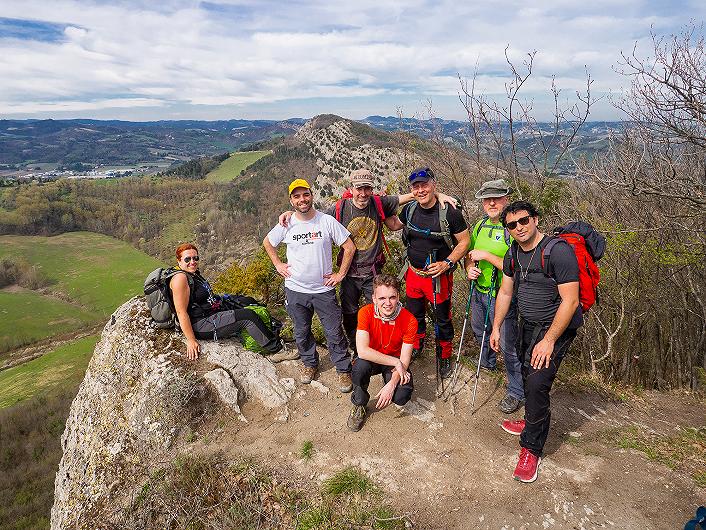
[264,178,357,392]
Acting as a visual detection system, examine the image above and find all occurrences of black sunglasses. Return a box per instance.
[182,256,200,263]
[504,215,532,230]
[409,168,433,182]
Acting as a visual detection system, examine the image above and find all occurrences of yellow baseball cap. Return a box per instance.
[288,178,311,195]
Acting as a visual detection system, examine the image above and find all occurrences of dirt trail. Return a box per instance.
[205,352,705,530]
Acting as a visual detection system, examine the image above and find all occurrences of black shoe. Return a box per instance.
[347,405,366,431]
[498,394,525,414]
[412,339,425,359]
[439,357,453,379]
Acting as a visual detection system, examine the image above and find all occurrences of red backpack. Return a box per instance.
[511,221,605,313]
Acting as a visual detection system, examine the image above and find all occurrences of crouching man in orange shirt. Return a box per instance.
[347,274,417,431]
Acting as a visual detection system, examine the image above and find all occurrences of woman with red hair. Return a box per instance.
[170,243,297,361]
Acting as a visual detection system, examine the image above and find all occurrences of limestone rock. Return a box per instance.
[50,297,291,529]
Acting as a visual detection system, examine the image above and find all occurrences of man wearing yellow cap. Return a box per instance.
[264,178,356,392]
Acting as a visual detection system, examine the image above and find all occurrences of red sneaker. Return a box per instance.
[501,419,525,436]
[513,447,541,483]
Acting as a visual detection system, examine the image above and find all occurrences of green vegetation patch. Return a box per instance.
[0,290,95,353]
[206,150,271,182]
[604,425,706,487]
[0,335,98,408]
[299,440,314,461]
[0,389,76,530]
[0,232,160,316]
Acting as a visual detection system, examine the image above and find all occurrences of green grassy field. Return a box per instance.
[205,150,270,182]
[0,232,161,315]
[0,290,96,352]
[0,335,98,408]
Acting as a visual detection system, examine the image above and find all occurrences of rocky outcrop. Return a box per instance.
[295,117,411,198]
[50,297,293,529]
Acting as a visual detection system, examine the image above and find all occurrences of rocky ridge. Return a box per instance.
[295,115,414,198]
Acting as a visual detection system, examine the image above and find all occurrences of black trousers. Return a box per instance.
[351,358,414,407]
[340,275,374,353]
[517,320,576,456]
[192,308,280,353]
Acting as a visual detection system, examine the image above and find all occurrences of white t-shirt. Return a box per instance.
[267,210,351,294]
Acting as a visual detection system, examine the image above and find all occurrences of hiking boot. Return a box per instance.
[439,357,453,379]
[347,404,366,432]
[338,372,353,393]
[268,342,300,363]
[513,447,541,483]
[498,394,525,414]
[299,365,318,384]
[412,339,425,359]
[501,419,526,436]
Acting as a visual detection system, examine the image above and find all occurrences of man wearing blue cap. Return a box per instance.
[398,167,470,378]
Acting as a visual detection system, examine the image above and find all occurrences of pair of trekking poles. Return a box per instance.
[439,262,498,410]
[428,252,498,409]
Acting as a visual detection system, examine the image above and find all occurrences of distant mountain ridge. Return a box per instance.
[1,116,622,173]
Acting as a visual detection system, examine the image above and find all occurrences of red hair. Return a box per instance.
[175,243,198,260]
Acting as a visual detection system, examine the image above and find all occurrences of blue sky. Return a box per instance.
[0,1,704,121]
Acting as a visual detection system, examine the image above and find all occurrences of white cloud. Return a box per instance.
[0,0,703,120]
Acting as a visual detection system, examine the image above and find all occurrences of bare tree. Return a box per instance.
[590,24,706,217]
[458,46,595,203]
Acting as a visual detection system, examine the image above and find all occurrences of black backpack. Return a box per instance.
[144,267,193,328]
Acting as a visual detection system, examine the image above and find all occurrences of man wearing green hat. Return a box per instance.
[465,179,524,414]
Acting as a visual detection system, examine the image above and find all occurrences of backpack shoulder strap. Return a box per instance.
[438,203,454,250]
[474,215,489,238]
[540,236,566,277]
[510,241,520,296]
[404,201,417,227]
[335,198,344,222]
[372,195,386,222]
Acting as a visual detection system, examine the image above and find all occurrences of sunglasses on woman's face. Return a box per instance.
[504,215,532,231]
[182,256,199,263]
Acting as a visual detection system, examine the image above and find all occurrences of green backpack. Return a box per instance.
[241,303,281,353]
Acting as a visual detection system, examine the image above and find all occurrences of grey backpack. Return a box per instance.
[144,267,193,328]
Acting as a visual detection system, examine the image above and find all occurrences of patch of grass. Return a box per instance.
[297,506,333,530]
[0,388,76,530]
[0,232,160,316]
[564,433,583,446]
[322,466,378,497]
[0,335,99,408]
[206,150,271,183]
[299,440,314,461]
[605,425,706,486]
[0,290,96,353]
[694,471,706,488]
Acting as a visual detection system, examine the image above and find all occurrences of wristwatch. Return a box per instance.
[443,258,454,269]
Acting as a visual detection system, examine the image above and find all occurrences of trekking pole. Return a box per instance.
[444,268,476,402]
[429,250,445,397]
[471,266,498,414]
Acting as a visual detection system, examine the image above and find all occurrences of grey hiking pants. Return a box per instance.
[285,287,351,373]
[192,308,281,353]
